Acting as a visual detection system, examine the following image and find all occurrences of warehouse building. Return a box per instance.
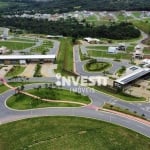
[114,67,150,89]
[0,55,56,65]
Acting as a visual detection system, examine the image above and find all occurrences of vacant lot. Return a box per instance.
[0,116,149,150]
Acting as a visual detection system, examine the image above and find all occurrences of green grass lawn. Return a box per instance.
[116,66,126,76]
[0,41,35,50]
[0,2,10,8]
[85,61,111,72]
[33,64,42,77]
[132,11,141,18]
[79,47,90,61]
[86,46,108,51]
[9,37,36,43]
[116,12,126,21]
[88,50,131,60]
[86,15,98,24]
[143,47,150,54]
[126,46,134,52]
[0,84,9,94]
[133,20,150,34]
[6,88,91,109]
[0,116,149,150]
[0,82,32,94]
[93,86,145,102]
[55,38,73,76]
[6,66,25,77]
[31,40,53,54]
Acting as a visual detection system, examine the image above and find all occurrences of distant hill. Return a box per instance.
[0,0,150,14]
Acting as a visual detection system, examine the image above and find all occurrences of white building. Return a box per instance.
[0,55,56,65]
[84,37,100,44]
[2,28,9,39]
[108,47,118,54]
[0,46,8,54]
[141,59,150,68]
[133,44,144,59]
[133,50,144,59]
[135,44,143,51]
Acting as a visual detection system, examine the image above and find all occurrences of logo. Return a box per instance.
[55,73,108,87]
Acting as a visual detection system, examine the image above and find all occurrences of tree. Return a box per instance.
[20,85,25,91]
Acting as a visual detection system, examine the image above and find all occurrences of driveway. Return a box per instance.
[20,64,36,78]
[41,63,57,77]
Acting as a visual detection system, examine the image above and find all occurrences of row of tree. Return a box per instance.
[0,0,150,15]
[0,17,141,40]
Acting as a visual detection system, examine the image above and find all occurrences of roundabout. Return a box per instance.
[84,60,112,72]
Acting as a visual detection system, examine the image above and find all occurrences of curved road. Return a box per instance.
[0,82,150,137]
[74,45,131,76]
[0,37,150,138]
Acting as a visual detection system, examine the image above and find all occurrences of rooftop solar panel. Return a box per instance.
[116,69,150,85]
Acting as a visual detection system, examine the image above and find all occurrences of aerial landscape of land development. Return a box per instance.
[0,0,150,149]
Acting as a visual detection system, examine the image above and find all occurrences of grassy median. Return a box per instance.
[55,38,74,76]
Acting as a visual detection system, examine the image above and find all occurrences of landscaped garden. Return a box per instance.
[33,64,42,77]
[31,40,53,54]
[85,59,111,72]
[6,87,91,109]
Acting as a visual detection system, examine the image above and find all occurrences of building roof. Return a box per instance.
[135,44,143,50]
[46,35,63,38]
[142,59,150,65]
[84,37,100,42]
[0,55,56,60]
[115,68,150,85]
[108,47,118,53]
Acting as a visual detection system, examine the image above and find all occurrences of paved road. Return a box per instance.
[46,40,60,57]
[73,45,150,118]
[12,39,43,54]
[0,38,150,137]
[74,45,131,76]
[0,82,150,137]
